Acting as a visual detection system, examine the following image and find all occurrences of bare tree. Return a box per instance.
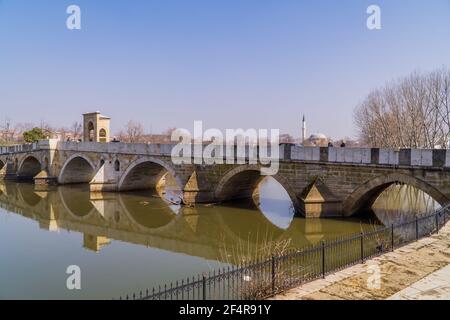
[355,68,450,149]
[119,120,145,143]
[0,118,34,144]
[28,120,55,139]
[71,122,83,141]
[0,118,13,144]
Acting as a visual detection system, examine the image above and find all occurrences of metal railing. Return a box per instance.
[120,204,448,300]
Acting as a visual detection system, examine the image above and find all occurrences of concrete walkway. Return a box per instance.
[272,222,450,300]
[388,264,450,300]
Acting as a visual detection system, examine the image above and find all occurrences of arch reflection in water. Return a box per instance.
[59,185,97,218]
[0,181,380,262]
[119,190,179,230]
[371,184,441,225]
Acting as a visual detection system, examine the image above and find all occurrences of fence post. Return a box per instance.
[391,224,394,251]
[321,241,325,279]
[435,213,439,234]
[360,233,364,263]
[415,216,419,241]
[202,274,206,300]
[271,256,276,294]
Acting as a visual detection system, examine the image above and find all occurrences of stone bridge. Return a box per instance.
[1,140,449,218]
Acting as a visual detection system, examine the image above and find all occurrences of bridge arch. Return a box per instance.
[17,155,42,180]
[214,165,302,214]
[118,157,183,192]
[343,172,448,216]
[59,154,96,185]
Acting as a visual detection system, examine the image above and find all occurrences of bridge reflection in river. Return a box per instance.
[0,178,439,299]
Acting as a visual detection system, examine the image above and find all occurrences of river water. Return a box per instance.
[0,178,439,299]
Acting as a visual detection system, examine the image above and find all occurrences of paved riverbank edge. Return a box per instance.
[387,264,450,300]
[272,222,450,300]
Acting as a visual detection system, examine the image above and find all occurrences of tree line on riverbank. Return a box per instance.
[355,67,450,149]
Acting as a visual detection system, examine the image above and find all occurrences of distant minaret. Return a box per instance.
[302,115,307,145]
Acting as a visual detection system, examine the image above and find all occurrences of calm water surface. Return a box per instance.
[0,178,439,299]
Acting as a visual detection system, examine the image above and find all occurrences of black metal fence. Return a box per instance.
[119,204,450,300]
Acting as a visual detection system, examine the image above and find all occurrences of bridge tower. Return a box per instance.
[83,112,111,143]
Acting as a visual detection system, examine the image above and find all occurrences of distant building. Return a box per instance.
[280,133,296,144]
[83,112,111,143]
[335,138,361,148]
[305,133,329,147]
[300,114,330,146]
[142,134,173,144]
[50,131,73,142]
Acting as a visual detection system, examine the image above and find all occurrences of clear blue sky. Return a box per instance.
[1,0,450,139]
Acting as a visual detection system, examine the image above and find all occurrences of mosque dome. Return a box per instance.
[307,133,329,147]
[309,133,327,140]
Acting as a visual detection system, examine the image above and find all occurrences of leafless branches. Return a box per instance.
[116,120,145,143]
[355,68,450,149]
